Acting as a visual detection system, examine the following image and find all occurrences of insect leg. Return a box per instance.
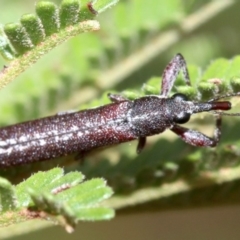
[136,137,146,153]
[75,151,87,164]
[87,1,98,15]
[108,93,127,103]
[161,53,191,97]
[170,115,222,147]
[75,151,84,160]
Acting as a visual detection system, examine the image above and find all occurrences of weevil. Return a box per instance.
[0,53,239,167]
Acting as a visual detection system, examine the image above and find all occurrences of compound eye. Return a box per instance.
[175,112,190,124]
[172,93,188,102]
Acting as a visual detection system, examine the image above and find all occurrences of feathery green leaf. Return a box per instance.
[0,168,114,232]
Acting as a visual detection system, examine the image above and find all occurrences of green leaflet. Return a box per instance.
[0,168,114,232]
[0,0,117,60]
[0,0,121,91]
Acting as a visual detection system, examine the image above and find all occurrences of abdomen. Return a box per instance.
[0,101,136,167]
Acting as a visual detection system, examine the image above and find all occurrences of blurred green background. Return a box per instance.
[1,0,240,239]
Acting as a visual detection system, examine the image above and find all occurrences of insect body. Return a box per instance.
[0,54,239,167]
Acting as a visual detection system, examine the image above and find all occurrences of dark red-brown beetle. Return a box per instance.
[0,54,239,167]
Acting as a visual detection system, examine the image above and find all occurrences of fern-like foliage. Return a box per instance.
[0,168,114,232]
[0,0,118,89]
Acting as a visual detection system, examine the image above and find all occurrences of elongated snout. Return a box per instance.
[209,101,231,111]
[192,101,231,114]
